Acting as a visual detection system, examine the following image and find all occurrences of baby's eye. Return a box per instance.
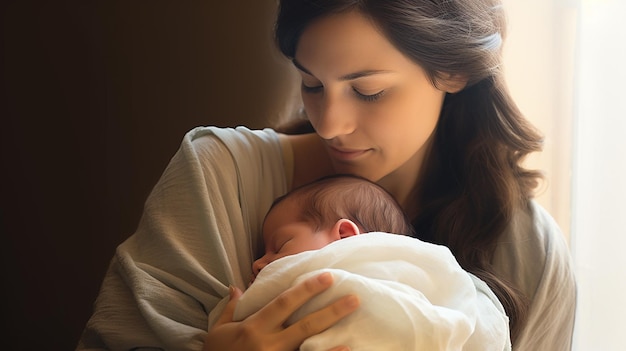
[276,238,292,252]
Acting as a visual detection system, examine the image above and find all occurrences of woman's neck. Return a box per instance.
[287,133,335,189]
[377,160,421,219]
[377,132,435,219]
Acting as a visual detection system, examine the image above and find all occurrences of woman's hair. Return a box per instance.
[271,174,415,236]
[274,0,544,342]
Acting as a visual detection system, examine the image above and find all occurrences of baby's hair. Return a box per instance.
[270,174,415,236]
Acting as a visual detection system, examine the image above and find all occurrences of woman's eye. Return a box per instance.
[301,83,323,94]
[353,88,385,102]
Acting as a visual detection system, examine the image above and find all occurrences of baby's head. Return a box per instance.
[252,174,413,280]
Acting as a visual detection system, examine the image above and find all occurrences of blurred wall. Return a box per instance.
[0,1,293,349]
[502,0,577,240]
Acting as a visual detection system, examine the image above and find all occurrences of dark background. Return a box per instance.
[1,1,294,349]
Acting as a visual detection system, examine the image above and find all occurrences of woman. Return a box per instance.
[78,1,576,350]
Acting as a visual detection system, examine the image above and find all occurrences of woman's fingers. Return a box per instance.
[214,285,243,326]
[256,272,336,327]
[281,294,360,349]
[205,274,359,351]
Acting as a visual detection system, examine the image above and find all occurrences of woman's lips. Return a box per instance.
[328,146,370,161]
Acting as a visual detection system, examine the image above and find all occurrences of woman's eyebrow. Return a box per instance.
[292,58,392,81]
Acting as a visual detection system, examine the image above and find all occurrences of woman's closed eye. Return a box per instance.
[301,82,323,94]
[352,87,385,102]
[301,83,385,102]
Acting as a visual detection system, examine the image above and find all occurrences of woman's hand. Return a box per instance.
[203,272,359,351]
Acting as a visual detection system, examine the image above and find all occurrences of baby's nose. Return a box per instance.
[252,256,269,276]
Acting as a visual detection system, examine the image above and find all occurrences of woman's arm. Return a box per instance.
[78,127,289,350]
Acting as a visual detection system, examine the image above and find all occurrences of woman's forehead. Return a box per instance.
[294,10,414,79]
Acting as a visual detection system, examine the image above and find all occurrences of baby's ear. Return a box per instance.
[333,218,360,239]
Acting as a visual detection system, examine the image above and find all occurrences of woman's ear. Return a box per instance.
[332,218,361,239]
[437,72,468,93]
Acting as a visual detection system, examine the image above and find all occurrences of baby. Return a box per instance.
[251,174,414,283]
[235,175,512,351]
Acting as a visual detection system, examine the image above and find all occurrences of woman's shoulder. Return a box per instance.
[183,124,287,181]
[496,200,570,258]
[512,201,567,247]
[176,126,285,171]
[185,126,281,151]
[492,200,574,299]
[174,126,290,247]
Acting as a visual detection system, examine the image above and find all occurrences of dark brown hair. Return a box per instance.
[271,174,415,236]
[274,0,544,342]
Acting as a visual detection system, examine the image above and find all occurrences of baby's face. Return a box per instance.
[251,199,334,282]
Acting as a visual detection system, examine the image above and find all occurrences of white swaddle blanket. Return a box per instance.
[234,233,511,351]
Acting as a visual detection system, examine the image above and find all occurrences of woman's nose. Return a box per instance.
[314,95,356,139]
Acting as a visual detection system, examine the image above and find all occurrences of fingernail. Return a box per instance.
[228,285,236,299]
[317,272,333,284]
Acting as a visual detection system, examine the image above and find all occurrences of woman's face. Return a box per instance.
[294,10,448,184]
